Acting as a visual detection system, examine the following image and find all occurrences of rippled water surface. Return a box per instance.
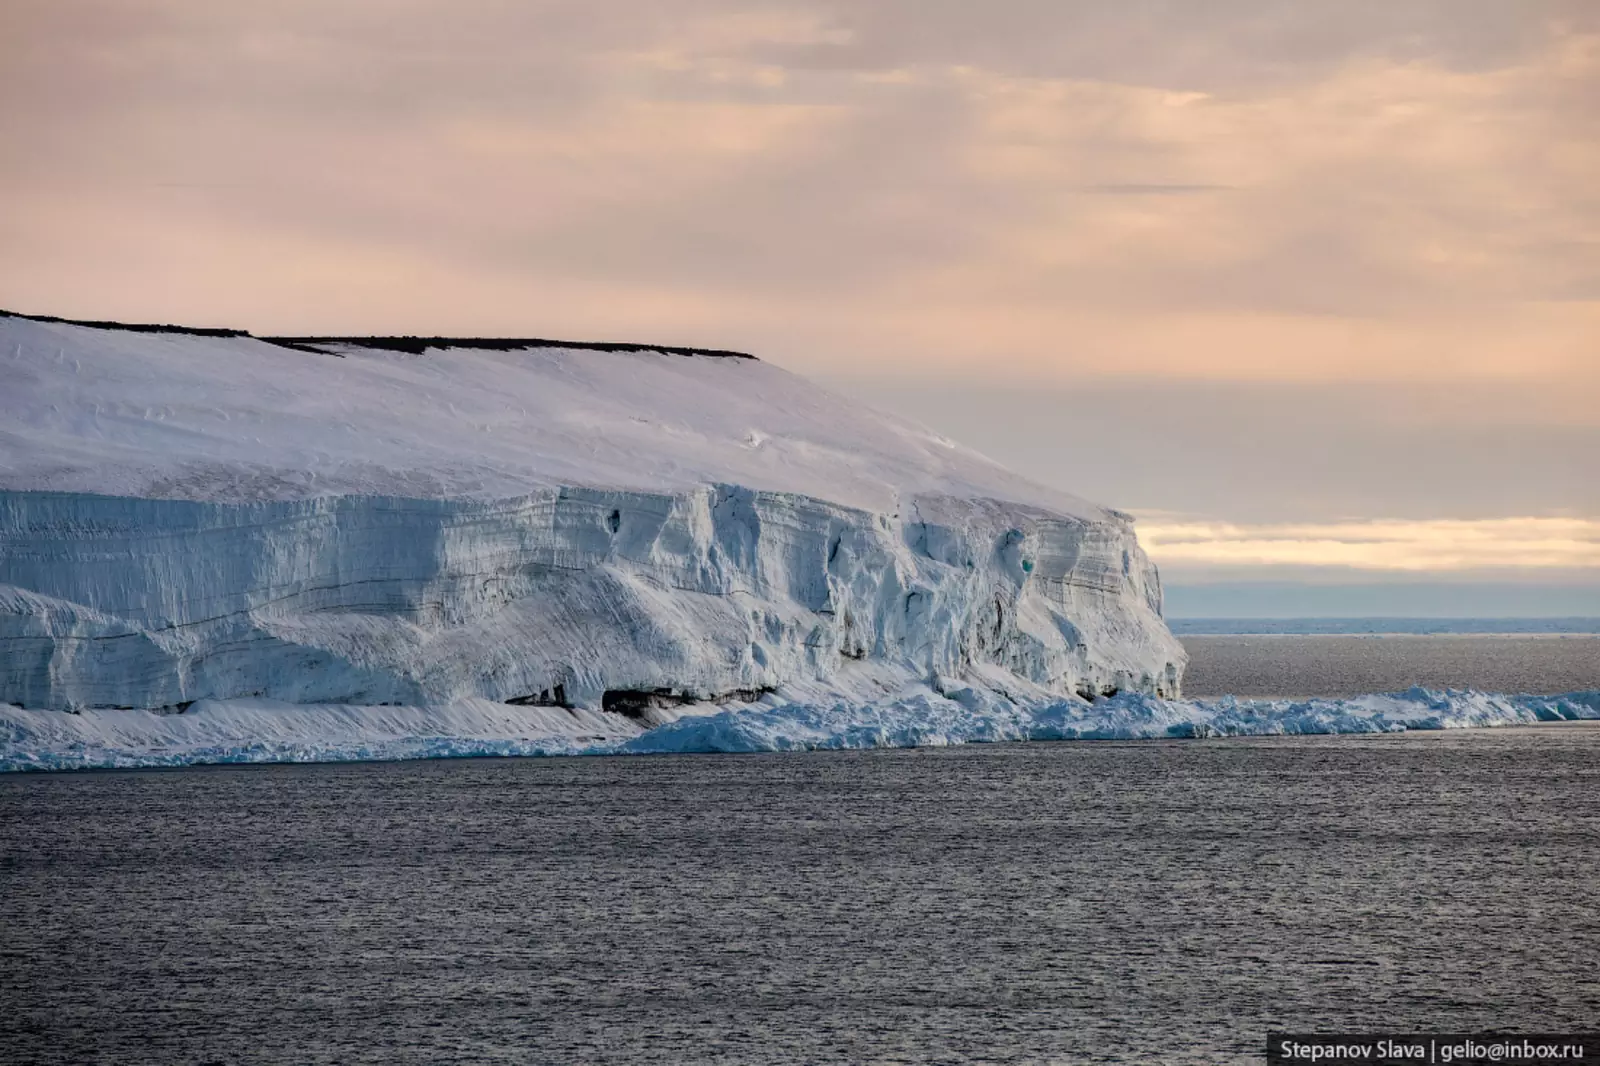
[1182,634,1600,697]
[4,728,1599,1065]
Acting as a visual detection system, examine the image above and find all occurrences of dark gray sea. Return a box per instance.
[4,725,1599,1065]
[1181,634,1600,697]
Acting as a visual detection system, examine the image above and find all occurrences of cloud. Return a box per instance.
[0,3,1595,393]
[742,1,1598,85]
[830,377,1600,526]
[1137,516,1600,573]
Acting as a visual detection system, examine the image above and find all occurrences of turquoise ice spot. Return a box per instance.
[1021,559,1034,573]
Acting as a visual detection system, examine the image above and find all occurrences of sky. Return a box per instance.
[2,1,1596,614]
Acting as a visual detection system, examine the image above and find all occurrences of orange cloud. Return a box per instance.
[1138,517,1600,572]
[0,4,1593,401]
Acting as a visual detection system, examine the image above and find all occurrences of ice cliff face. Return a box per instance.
[0,310,1184,721]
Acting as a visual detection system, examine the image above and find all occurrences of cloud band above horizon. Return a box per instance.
[1137,516,1600,576]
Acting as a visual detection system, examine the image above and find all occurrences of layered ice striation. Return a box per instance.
[1,310,1183,754]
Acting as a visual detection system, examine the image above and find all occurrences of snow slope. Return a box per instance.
[0,311,1184,739]
[1,312,1103,515]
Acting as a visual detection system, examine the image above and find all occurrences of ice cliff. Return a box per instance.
[0,310,1184,748]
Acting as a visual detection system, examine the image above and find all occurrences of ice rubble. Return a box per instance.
[1,311,1182,740]
[2,687,1596,771]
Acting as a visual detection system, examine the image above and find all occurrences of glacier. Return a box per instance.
[2,309,1184,765]
[3,311,1595,771]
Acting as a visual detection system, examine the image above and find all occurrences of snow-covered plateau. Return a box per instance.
[2,311,1594,771]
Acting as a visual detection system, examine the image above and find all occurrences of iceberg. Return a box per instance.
[1,309,1183,761]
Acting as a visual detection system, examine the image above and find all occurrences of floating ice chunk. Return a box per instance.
[3,688,1596,771]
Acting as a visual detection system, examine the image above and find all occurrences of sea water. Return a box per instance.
[4,728,1598,1065]
[1181,633,1600,697]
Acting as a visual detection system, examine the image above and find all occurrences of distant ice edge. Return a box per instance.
[4,688,1598,771]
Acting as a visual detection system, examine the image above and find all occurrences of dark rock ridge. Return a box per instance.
[0,308,756,360]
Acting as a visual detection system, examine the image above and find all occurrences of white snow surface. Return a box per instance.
[3,686,1596,771]
[1,312,1184,728]
[0,314,1101,516]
